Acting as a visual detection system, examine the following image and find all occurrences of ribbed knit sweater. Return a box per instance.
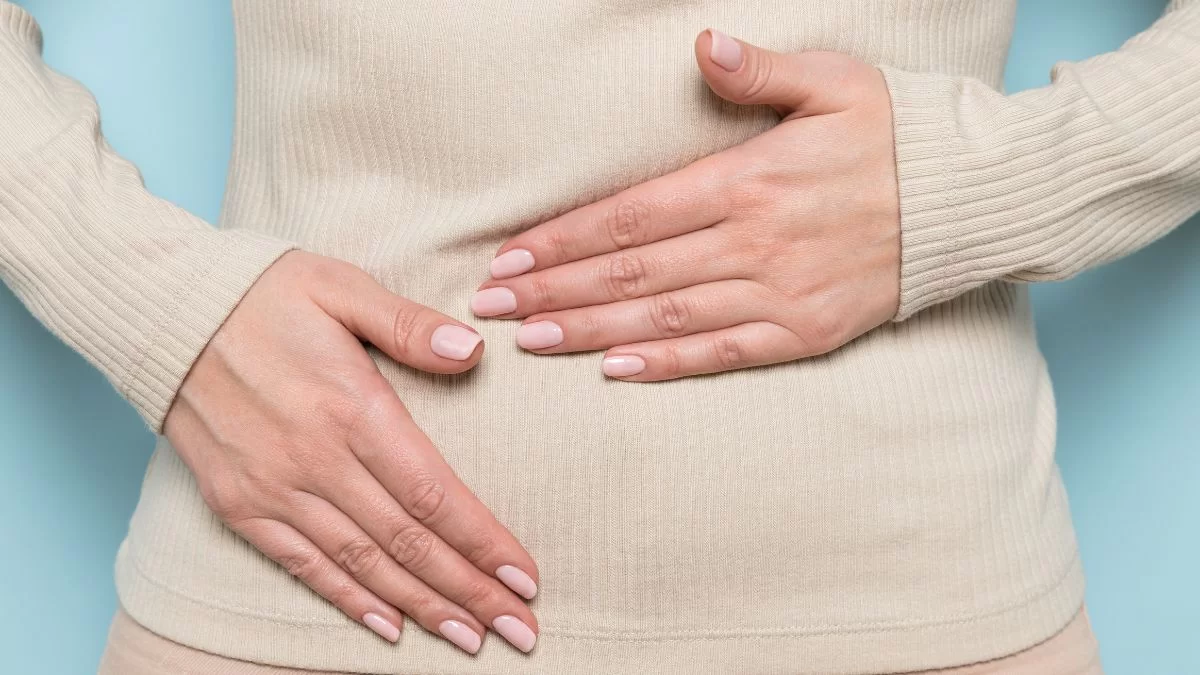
[2,1,1198,673]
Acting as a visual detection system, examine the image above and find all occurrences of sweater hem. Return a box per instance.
[115,541,1087,675]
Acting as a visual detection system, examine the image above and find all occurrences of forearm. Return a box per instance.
[882,0,1200,319]
[0,2,293,429]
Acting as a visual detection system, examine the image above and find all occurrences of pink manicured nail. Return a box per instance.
[496,565,538,600]
[708,29,743,71]
[471,287,518,317]
[430,325,483,361]
[439,620,482,654]
[492,615,537,653]
[491,249,535,279]
[363,613,400,642]
[602,355,646,377]
[516,321,563,350]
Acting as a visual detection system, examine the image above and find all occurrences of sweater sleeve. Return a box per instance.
[879,0,1200,320]
[0,3,295,431]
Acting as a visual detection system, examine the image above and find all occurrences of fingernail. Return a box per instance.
[439,620,482,655]
[492,615,537,653]
[496,565,538,599]
[708,29,743,72]
[602,355,646,377]
[363,613,400,642]
[516,321,564,350]
[471,287,518,317]
[491,249,535,279]
[431,325,483,361]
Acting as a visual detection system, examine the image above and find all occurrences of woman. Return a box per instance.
[1,0,1197,672]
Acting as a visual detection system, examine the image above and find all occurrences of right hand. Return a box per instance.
[162,250,540,655]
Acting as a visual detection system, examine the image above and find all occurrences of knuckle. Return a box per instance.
[357,376,398,413]
[649,293,691,337]
[576,310,604,340]
[330,378,394,444]
[779,278,815,305]
[528,275,556,309]
[353,379,397,426]
[732,219,782,266]
[285,441,341,485]
[202,478,248,522]
[387,523,437,569]
[281,550,323,582]
[659,343,683,378]
[712,336,747,370]
[404,475,447,523]
[324,393,367,434]
[744,240,775,270]
[304,255,351,288]
[604,198,652,249]
[325,580,359,609]
[602,254,648,301]
[458,580,498,610]
[542,229,572,264]
[462,533,497,567]
[249,474,293,509]
[336,539,383,581]
[743,55,775,101]
[727,178,769,213]
[404,592,440,618]
[804,310,847,354]
[390,305,423,359]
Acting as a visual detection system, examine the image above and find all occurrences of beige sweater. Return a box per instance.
[2,1,1198,673]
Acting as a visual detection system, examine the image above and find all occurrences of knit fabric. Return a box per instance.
[1,1,1197,673]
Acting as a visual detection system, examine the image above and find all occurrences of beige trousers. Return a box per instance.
[98,606,1103,674]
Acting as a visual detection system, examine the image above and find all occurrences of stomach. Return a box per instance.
[120,278,1080,672]
[360,263,1076,634]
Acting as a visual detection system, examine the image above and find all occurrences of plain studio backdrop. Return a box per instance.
[0,1,1196,673]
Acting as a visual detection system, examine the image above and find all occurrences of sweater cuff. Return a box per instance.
[878,67,957,320]
[881,64,1115,321]
[0,0,297,433]
[880,66,1044,321]
[881,14,1200,321]
[125,230,295,431]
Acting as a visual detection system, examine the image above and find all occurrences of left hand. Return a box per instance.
[472,30,901,380]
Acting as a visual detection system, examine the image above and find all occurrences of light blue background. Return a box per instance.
[0,1,1195,673]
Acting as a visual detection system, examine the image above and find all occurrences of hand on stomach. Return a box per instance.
[163,250,539,655]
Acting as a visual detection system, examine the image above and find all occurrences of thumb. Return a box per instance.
[318,264,484,374]
[695,29,861,117]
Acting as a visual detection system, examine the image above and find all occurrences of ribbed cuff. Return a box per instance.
[124,230,295,431]
[878,67,966,320]
[881,42,1200,321]
[0,93,296,434]
[879,66,1065,321]
[0,4,296,433]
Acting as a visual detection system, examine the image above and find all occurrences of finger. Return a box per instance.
[695,29,866,117]
[312,262,484,373]
[514,280,767,354]
[601,321,806,380]
[232,517,405,644]
[474,229,736,318]
[326,460,540,645]
[283,492,516,655]
[487,159,731,277]
[349,388,542,603]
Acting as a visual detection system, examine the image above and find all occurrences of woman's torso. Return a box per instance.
[115,2,1086,673]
